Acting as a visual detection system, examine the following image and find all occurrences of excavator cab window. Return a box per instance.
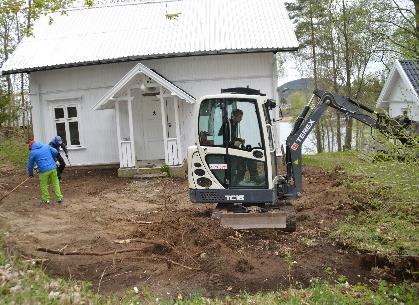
[198,98,264,151]
[198,98,268,188]
[198,99,224,146]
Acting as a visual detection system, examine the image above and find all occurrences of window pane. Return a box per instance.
[226,99,263,151]
[229,156,267,188]
[67,106,78,118]
[69,121,80,145]
[56,123,67,145]
[198,99,224,146]
[54,108,64,119]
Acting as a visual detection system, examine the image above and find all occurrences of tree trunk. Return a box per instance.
[415,0,419,57]
[309,2,323,153]
[342,0,353,150]
[329,9,342,152]
[20,75,25,129]
[325,116,331,152]
[6,76,12,127]
[336,112,342,151]
[330,117,335,152]
[2,19,13,127]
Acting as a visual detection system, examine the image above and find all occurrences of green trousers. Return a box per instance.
[39,169,63,202]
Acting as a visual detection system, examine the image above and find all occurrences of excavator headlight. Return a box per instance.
[194,169,205,176]
[197,177,212,188]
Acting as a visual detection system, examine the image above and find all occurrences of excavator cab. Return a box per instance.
[188,88,294,230]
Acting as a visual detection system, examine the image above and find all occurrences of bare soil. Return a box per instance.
[0,165,403,297]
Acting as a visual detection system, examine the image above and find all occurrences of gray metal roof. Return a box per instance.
[1,0,298,75]
[399,60,419,95]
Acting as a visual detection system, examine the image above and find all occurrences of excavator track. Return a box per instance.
[212,204,296,230]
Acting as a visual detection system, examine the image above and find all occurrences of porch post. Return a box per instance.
[115,101,123,166]
[159,86,169,165]
[127,95,136,167]
[173,96,181,164]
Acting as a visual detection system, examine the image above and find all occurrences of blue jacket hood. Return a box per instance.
[31,141,43,150]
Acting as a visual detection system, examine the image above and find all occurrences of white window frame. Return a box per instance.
[48,98,84,149]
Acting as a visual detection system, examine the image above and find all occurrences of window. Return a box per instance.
[198,98,263,151]
[205,154,267,188]
[53,105,81,146]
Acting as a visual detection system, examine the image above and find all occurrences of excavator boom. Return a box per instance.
[280,90,416,199]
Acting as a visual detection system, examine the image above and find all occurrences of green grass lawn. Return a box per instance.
[0,137,28,168]
[304,151,419,257]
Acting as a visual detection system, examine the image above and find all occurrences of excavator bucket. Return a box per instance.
[213,205,296,231]
[220,212,287,229]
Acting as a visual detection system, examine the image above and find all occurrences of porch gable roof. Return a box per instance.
[93,63,195,110]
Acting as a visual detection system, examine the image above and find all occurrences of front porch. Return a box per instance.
[94,63,195,177]
[117,159,187,178]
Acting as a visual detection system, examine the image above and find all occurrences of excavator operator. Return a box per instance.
[219,108,260,185]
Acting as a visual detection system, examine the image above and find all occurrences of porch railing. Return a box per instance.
[166,138,180,166]
[120,141,135,168]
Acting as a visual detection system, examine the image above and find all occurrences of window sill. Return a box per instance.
[67,146,87,150]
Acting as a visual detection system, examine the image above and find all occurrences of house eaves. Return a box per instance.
[1,48,297,76]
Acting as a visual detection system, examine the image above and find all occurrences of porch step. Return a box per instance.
[118,167,163,178]
[133,173,167,179]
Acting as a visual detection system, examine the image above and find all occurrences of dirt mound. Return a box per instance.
[0,166,404,297]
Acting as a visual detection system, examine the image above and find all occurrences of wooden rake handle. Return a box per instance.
[0,176,31,202]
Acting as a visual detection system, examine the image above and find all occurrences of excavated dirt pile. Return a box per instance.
[0,166,403,297]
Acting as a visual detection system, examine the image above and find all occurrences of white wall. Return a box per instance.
[389,102,419,121]
[179,101,195,160]
[387,77,418,104]
[29,52,276,166]
[29,77,120,166]
[384,74,419,121]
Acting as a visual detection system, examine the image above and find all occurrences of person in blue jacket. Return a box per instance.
[27,140,63,204]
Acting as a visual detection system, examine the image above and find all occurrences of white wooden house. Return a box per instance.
[377,60,419,121]
[1,0,298,173]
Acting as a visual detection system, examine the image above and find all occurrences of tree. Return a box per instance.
[0,0,92,130]
[286,0,330,153]
[286,0,414,152]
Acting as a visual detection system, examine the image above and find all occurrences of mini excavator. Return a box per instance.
[187,88,414,230]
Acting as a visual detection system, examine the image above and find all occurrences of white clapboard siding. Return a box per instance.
[29,53,277,166]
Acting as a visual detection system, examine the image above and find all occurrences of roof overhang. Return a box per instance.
[93,63,195,110]
[1,48,297,76]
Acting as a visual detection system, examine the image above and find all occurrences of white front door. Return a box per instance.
[139,98,165,160]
